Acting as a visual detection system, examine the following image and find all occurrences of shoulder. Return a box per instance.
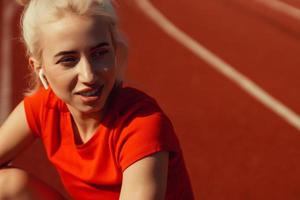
[110,86,177,141]
[110,86,163,119]
[23,88,67,136]
[24,87,67,111]
[110,87,180,171]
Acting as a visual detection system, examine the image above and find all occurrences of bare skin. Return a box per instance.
[0,168,67,200]
[0,102,169,199]
[0,14,169,199]
[0,103,66,199]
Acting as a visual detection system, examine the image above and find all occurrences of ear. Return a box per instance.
[29,57,49,90]
[28,57,41,72]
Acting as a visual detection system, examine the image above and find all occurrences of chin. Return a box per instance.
[79,104,104,115]
[68,88,112,116]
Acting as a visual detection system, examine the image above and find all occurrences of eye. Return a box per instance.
[91,48,109,59]
[57,56,79,67]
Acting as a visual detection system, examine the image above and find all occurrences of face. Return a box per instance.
[38,14,117,118]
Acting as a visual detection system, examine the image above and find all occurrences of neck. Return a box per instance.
[67,107,105,144]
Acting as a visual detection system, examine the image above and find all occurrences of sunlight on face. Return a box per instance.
[40,14,117,118]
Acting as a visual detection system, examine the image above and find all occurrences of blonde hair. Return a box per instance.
[17,0,128,95]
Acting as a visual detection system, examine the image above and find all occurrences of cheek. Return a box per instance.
[46,70,77,91]
[92,54,116,72]
[98,55,115,67]
[105,68,118,83]
[101,71,117,96]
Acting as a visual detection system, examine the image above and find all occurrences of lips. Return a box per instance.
[75,85,104,103]
[76,85,103,96]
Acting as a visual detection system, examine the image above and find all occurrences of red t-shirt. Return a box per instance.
[24,86,194,200]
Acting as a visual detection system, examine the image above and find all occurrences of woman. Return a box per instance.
[0,0,194,199]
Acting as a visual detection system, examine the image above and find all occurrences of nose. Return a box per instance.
[78,57,97,84]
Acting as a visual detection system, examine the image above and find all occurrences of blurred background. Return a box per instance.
[2,0,300,199]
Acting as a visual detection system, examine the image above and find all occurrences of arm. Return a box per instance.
[119,151,169,200]
[0,101,36,167]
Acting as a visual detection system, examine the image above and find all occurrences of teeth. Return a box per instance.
[80,87,100,96]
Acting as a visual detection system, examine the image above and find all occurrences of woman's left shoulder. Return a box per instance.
[113,86,163,117]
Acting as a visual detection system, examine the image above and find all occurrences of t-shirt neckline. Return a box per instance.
[66,112,102,150]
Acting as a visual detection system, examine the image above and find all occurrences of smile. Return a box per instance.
[75,85,104,102]
[78,86,103,97]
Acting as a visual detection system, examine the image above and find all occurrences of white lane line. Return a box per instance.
[0,2,17,123]
[255,0,300,21]
[135,0,300,130]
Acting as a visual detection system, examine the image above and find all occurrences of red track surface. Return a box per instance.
[2,0,300,199]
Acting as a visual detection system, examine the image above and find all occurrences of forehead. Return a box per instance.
[40,15,112,54]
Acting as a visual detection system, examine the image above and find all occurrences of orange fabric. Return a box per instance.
[24,86,194,200]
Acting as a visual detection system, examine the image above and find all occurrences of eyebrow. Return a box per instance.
[90,42,110,51]
[54,42,110,58]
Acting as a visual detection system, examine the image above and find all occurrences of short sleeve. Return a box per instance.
[23,88,46,137]
[115,106,180,171]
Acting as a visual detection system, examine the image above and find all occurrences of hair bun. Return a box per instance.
[16,0,31,6]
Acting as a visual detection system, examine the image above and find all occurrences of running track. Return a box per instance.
[2,0,300,199]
